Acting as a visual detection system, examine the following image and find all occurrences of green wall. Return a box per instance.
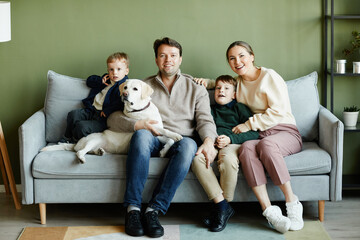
[0,0,359,184]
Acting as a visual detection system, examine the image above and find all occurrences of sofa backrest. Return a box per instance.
[44,70,89,143]
[286,72,319,141]
[44,70,319,143]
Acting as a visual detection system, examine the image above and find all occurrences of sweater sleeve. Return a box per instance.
[195,86,218,142]
[244,71,295,131]
[86,74,107,88]
[102,76,128,117]
[107,111,137,132]
[228,131,259,144]
[102,96,123,117]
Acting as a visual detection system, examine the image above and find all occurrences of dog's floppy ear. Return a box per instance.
[119,82,126,96]
[141,81,154,99]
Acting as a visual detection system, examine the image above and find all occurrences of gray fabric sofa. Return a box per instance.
[19,70,344,225]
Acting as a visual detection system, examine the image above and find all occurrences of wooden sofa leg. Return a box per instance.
[39,203,46,225]
[318,200,325,222]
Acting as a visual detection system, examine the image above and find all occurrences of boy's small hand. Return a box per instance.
[100,111,106,117]
[102,74,110,85]
[215,135,231,149]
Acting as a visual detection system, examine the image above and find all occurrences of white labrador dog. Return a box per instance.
[41,79,183,163]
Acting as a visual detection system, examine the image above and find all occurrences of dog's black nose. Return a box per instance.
[130,102,134,105]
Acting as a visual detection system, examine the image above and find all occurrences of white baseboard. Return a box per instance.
[0,184,22,193]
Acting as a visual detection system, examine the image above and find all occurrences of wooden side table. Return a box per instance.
[0,121,21,209]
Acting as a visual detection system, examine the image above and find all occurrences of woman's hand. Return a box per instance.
[134,119,160,136]
[215,135,231,149]
[193,78,208,88]
[232,123,250,134]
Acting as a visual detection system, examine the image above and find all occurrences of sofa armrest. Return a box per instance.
[18,109,46,204]
[318,105,344,201]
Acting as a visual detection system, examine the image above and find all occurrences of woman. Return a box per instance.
[196,41,303,233]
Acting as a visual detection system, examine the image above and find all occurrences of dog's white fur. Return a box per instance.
[41,79,183,163]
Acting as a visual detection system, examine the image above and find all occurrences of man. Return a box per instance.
[107,37,217,238]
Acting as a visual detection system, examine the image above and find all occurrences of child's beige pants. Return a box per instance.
[191,144,241,202]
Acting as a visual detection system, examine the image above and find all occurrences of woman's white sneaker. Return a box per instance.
[286,198,304,231]
[263,205,291,233]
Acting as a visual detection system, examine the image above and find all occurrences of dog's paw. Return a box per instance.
[76,152,86,164]
[172,133,183,142]
[94,148,105,156]
[159,149,167,158]
[78,157,86,164]
[98,148,105,156]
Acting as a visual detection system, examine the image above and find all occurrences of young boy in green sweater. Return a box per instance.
[211,75,259,149]
[192,75,259,232]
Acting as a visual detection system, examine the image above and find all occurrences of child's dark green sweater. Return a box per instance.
[211,100,259,144]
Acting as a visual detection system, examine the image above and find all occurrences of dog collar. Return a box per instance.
[129,102,151,113]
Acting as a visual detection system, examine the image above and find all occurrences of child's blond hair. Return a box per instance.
[107,52,129,67]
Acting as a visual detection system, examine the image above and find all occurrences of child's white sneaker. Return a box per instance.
[263,205,291,233]
[286,197,304,231]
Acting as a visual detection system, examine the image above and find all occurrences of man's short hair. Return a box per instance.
[107,52,129,67]
[215,75,237,88]
[153,37,182,57]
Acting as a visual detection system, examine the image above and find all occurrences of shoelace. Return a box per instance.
[129,212,142,226]
[148,211,161,225]
[266,212,283,227]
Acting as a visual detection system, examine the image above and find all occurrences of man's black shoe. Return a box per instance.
[209,206,235,232]
[125,210,144,236]
[142,211,164,238]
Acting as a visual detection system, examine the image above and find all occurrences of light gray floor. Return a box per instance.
[0,190,359,240]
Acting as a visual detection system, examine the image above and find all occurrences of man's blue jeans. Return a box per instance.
[123,129,197,214]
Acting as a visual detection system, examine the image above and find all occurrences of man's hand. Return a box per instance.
[232,123,250,134]
[134,119,161,136]
[100,111,107,117]
[215,135,231,149]
[196,137,217,169]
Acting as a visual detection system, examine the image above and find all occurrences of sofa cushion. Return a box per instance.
[32,150,169,179]
[44,71,89,142]
[286,72,320,141]
[33,142,330,179]
[209,142,331,178]
[283,142,331,175]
